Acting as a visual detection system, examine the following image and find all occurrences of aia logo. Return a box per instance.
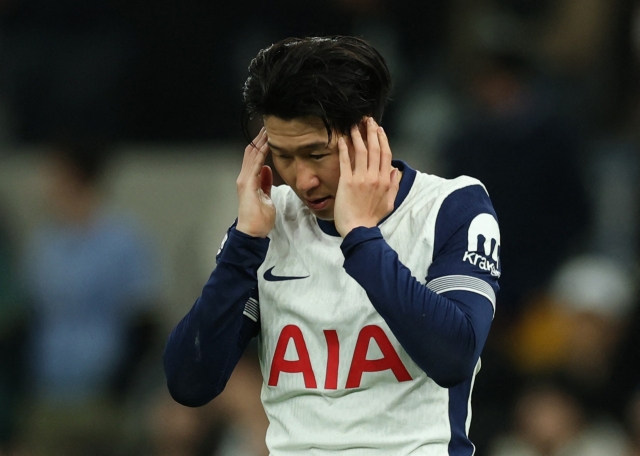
[463,213,501,277]
[268,324,412,389]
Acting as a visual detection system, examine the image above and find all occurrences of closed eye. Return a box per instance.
[310,154,328,160]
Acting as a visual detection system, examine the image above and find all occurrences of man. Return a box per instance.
[21,143,160,456]
[164,36,501,455]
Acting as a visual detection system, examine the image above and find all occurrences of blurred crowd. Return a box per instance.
[0,0,639,455]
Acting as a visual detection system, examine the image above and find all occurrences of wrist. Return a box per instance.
[218,227,270,266]
[337,220,377,238]
[235,222,269,238]
[340,226,384,255]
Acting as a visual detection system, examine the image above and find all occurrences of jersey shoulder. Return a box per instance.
[410,172,498,249]
[425,173,498,237]
[411,172,489,206]
[396,171,492,228]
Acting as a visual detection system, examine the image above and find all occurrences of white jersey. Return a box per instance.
[249,165,500,455]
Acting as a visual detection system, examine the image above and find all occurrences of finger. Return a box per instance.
[242,128,267,170]
[252,128,268,155]
[254,137,270,168]
[391,167,400,191]
[344,135,356,171]
[358,120,368,151]
[246,134,270,178]
[338,136,352,181]
[367,118,380,174]
[378,126,392,176]
[252,128,268,152]
[350,123,368,173]
[388,167,400,207]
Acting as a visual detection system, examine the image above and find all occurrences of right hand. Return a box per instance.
[334,118,399,237]
[236,128,276,238]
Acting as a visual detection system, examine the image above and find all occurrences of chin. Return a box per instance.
[310,208,334,221]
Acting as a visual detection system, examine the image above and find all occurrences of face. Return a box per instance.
[41,155,91,221]
[264,115,342,220]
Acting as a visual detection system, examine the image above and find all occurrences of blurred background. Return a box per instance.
[0,0,638,455]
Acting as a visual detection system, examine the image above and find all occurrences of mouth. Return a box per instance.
[305,196,332,211]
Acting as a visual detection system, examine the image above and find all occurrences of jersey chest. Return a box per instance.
[256,208,436,392]
[257,208,434,328]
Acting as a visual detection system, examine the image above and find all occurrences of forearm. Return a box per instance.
[341,227,493,387]
[163,228,268,406]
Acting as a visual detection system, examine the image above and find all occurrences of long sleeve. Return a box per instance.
[163,226,268,406]
[340,185,500,388]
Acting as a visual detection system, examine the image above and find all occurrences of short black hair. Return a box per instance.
[242,36,392,143]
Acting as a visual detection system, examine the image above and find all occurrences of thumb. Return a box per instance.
[391,168,400,191]
[260,165,273,198]
[389,168,400,205]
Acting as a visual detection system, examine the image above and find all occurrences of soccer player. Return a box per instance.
[164,36,501,455]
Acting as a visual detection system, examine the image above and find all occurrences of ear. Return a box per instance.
[260,165,273,197]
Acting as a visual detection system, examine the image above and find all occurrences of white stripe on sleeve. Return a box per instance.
[243,297,260,322]
[427,275,496,312]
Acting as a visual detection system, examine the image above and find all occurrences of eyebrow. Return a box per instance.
[268,141,329,154]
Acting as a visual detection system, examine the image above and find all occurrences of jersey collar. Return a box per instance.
[316,160,417,237]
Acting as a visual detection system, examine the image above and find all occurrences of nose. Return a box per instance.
[295,160,320,193]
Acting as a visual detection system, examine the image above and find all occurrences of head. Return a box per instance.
[515,378,584,454]
[471,51,531,115]
[42,141,108,223]
[242,36,392,219]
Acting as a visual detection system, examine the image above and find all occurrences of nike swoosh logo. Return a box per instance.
[263,266,310,282]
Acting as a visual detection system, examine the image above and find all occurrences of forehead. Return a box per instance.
[264,116,330,151]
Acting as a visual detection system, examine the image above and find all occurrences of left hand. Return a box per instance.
[334,117,400,237]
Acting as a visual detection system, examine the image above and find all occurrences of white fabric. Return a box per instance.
[257,172,485,455]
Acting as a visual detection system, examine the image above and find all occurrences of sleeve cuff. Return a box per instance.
[217,227,270,268]
[340,226,384,258]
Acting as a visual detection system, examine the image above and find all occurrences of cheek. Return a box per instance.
[273,160,293,185]
[321,161,341,192]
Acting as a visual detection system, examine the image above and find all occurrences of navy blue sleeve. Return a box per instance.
[163,225,268,406]
[340,185,500,388]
